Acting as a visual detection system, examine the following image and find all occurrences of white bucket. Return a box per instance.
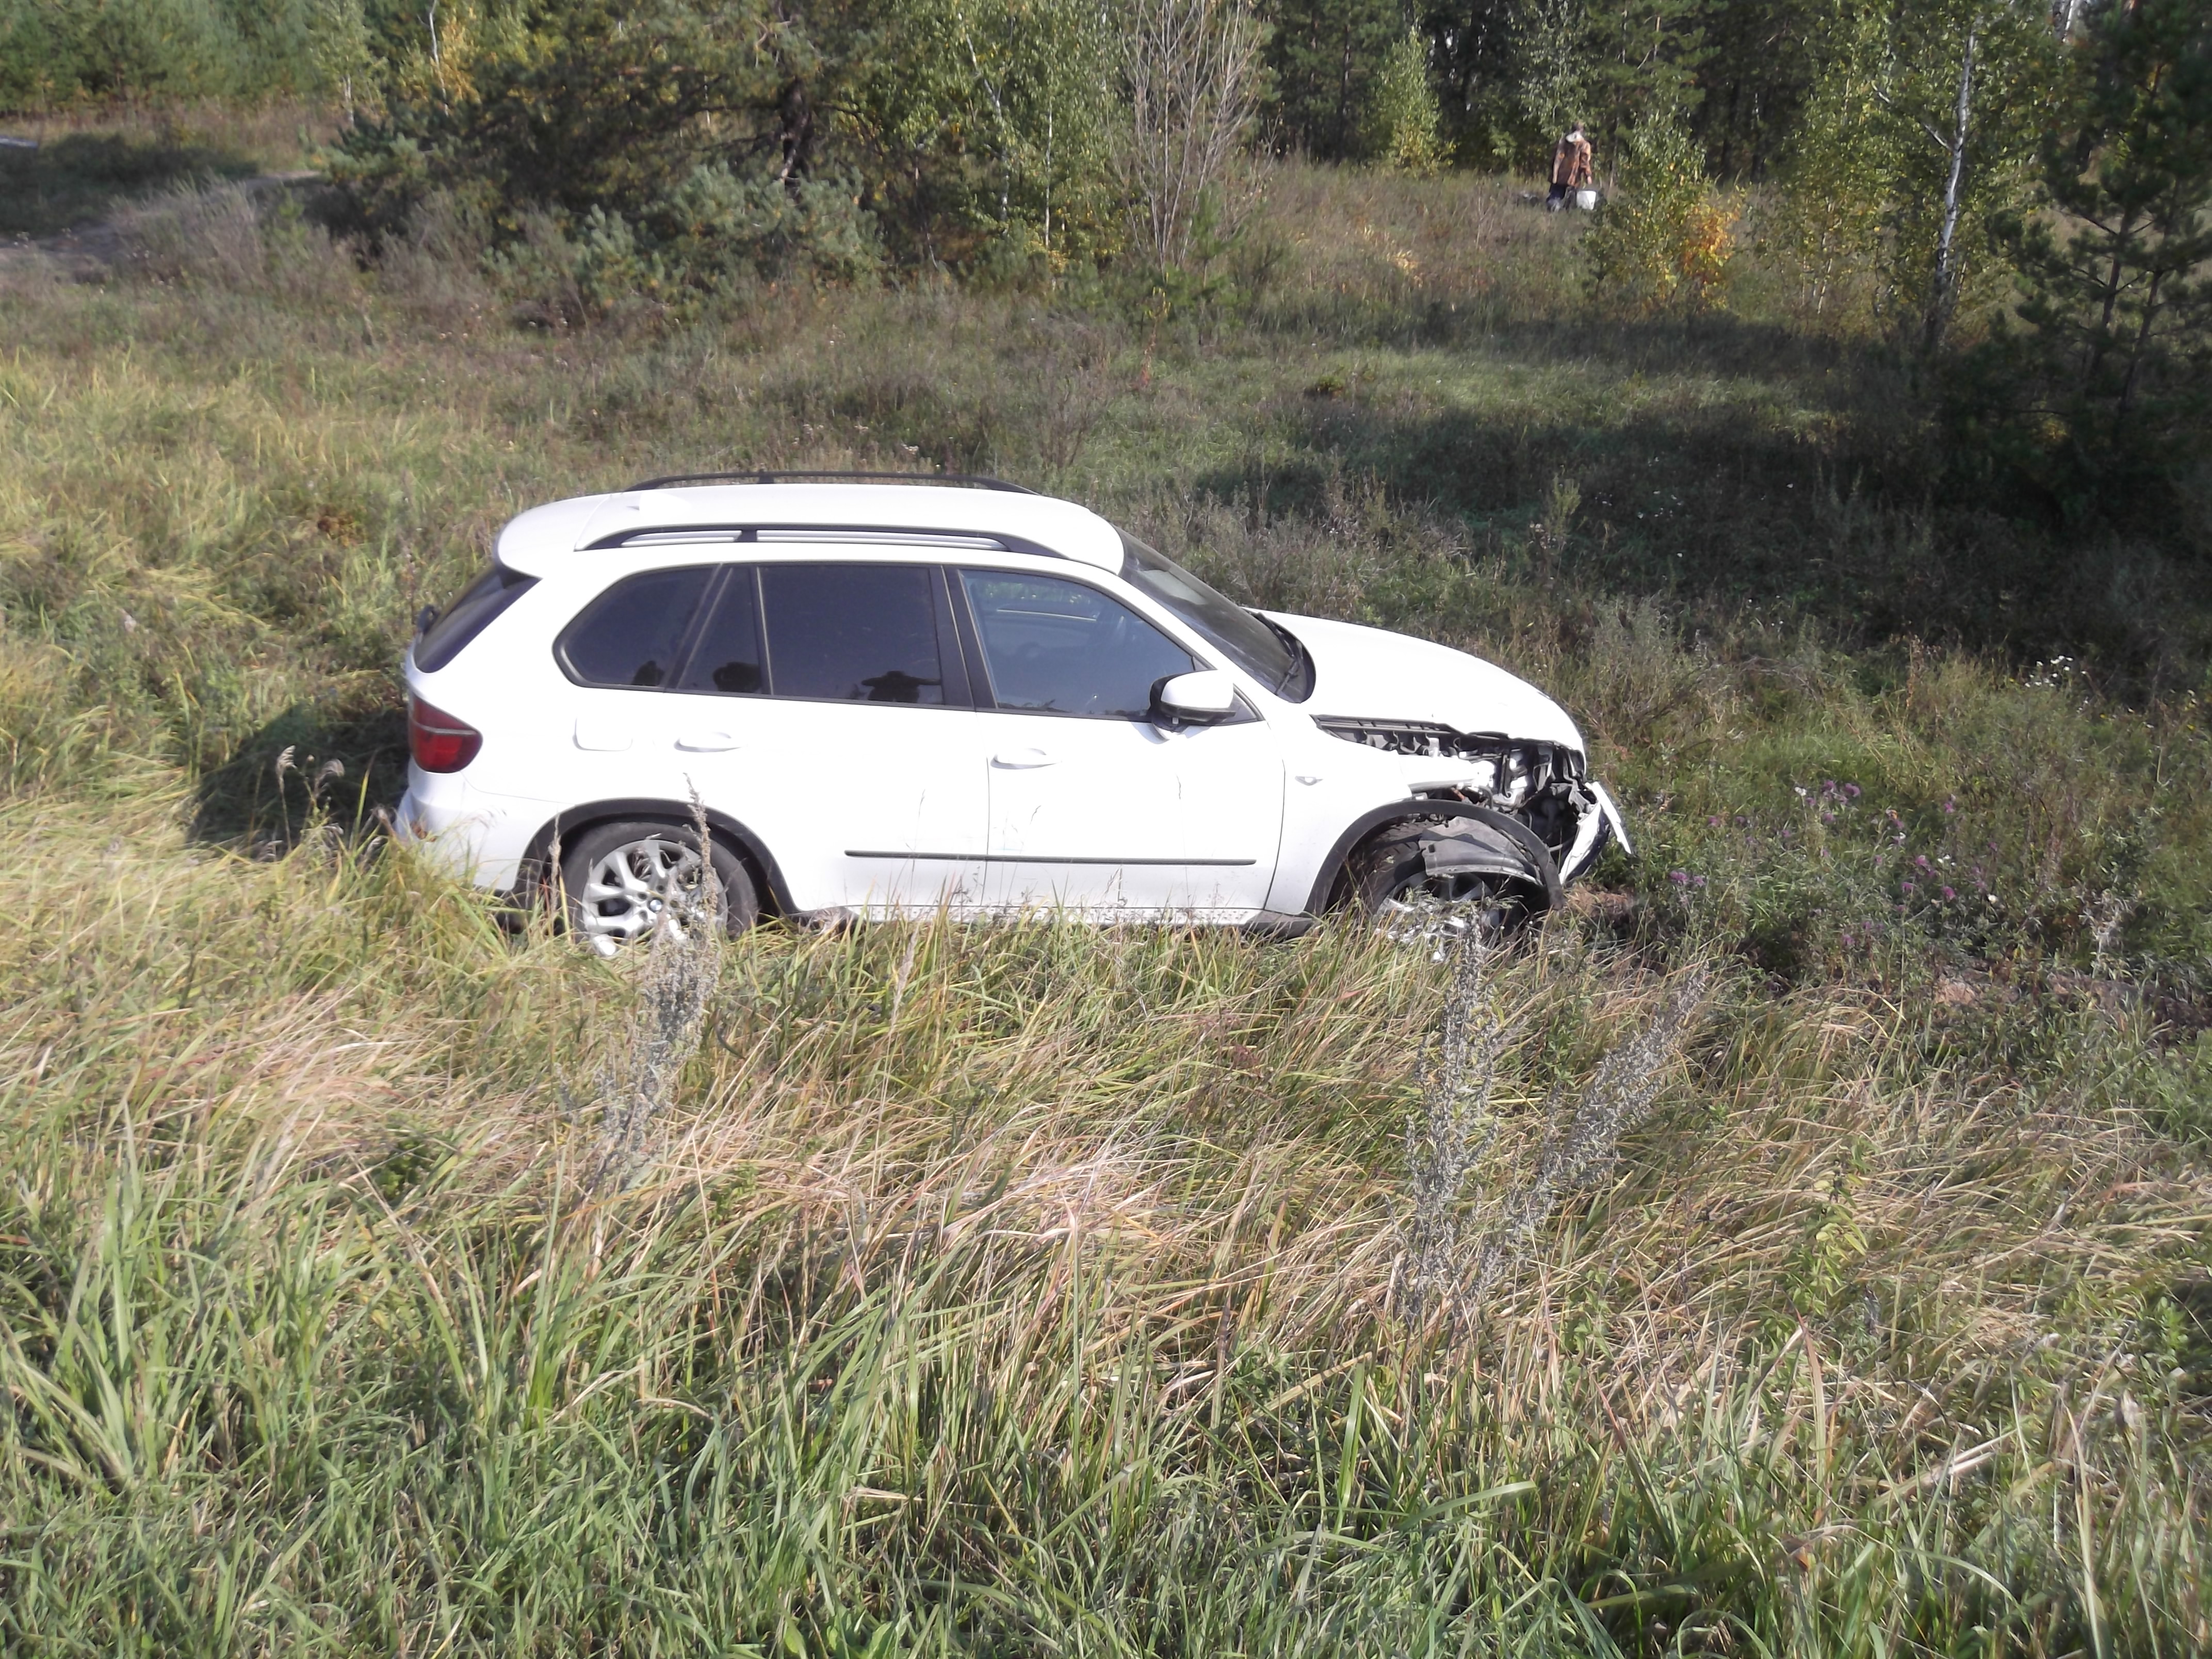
[1575,188,1598,210]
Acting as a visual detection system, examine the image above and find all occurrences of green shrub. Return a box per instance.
[1583,105,1739,312]
[328,2,887,310]
[0,0,321,107]
[1369,29,1446,175]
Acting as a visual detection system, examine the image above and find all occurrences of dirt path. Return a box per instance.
[0,169,321,280]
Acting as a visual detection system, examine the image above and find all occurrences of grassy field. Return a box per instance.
[4,119,2212,1654]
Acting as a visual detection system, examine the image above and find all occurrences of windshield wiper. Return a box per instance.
[1251,611,1312,698]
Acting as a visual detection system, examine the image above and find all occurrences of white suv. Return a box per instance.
[397,475,1629,948]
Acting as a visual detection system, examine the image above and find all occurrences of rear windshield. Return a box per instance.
[1118,533,1313,702]
[414,566,537,673]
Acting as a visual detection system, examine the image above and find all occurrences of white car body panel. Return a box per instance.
[977,711,1283,917]
[1280,612,1586,752]
[396,482,1629,926]
[679,695,988,916]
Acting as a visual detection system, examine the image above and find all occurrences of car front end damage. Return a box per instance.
[1312,717,1629,886]
[1258,610,1629,919]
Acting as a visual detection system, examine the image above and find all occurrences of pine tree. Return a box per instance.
[1581,0,1713,159]
[1690,0,1820,180]
[1372,26,1448,170]
[1261,0,1404,158]
[1982,0,2212,503]
[1424,0,1520,165]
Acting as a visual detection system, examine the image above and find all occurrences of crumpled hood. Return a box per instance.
[1266,612,1586,752]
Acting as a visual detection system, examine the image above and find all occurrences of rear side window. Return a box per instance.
[961,571,1193,719]
[760,564,947,705]
[558,566,715,688]
[414,565,537,673]
[674,569,766,695]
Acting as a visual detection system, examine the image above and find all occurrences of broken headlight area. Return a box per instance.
[1315,716,1600,870]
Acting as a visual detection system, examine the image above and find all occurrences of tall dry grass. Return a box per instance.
[3,788,2207,1652]
[3,142,2211,1652]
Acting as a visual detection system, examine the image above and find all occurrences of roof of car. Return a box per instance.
[493,483,1127,576]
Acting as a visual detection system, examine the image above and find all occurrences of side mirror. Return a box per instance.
[1150,669,1239,729]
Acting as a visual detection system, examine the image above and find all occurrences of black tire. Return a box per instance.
[556,819,759,955]
[1346,818,1548,932]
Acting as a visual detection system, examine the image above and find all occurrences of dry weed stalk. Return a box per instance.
[1398,932,1711,1337]
[1473,965,1711,1304]
[584,799,724,1194]
[1396,931,1508,1330]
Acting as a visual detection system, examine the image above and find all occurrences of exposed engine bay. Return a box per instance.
[1313,715,1606,874]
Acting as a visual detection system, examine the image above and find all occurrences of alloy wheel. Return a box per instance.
[573,834,717,957]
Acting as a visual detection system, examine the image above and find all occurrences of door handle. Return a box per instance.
[991,747,1056,769]
[574,719,632,753]
[675,732,742,752]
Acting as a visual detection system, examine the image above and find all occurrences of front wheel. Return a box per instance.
[1347,819,1547,939]
[557,820,759,956]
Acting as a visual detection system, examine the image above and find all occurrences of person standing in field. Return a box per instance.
[1548,124,1592,210]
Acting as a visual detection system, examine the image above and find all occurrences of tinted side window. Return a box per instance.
[557,567,714,689]
[675,567,765,695]
[415,565,537,673]
[760,564,947,705]
[961,571,1193,719]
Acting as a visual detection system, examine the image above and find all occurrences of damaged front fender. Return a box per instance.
[1312,717,1630,884]
[1418,806,1565,910]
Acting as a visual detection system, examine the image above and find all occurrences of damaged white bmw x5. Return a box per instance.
[396,474,1631,951]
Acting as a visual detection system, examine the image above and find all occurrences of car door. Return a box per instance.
[957,567,1286,918]
[658,558,989,916]
[546,560,724,810]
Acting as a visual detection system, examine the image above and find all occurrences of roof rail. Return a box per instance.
[624,469,1036,494]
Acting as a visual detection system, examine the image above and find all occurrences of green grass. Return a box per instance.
[3,127,2211,1653]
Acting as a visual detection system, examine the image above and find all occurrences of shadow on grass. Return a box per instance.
[1201,317,2212,681]
[1253,282,1874,376]
[191,705,410,852]
[0,131,260,237]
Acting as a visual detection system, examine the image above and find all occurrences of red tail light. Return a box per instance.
[408,695,482,773]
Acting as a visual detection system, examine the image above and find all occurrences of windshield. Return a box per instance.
[1118,533,1313,702]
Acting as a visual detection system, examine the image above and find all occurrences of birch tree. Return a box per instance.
[1879,0,2055,349]
[1121,0,1264,269]
[1776,0,2053,343]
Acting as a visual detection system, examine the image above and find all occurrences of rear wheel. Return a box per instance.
[1347,819,1546,939]
[557,820,759,956]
